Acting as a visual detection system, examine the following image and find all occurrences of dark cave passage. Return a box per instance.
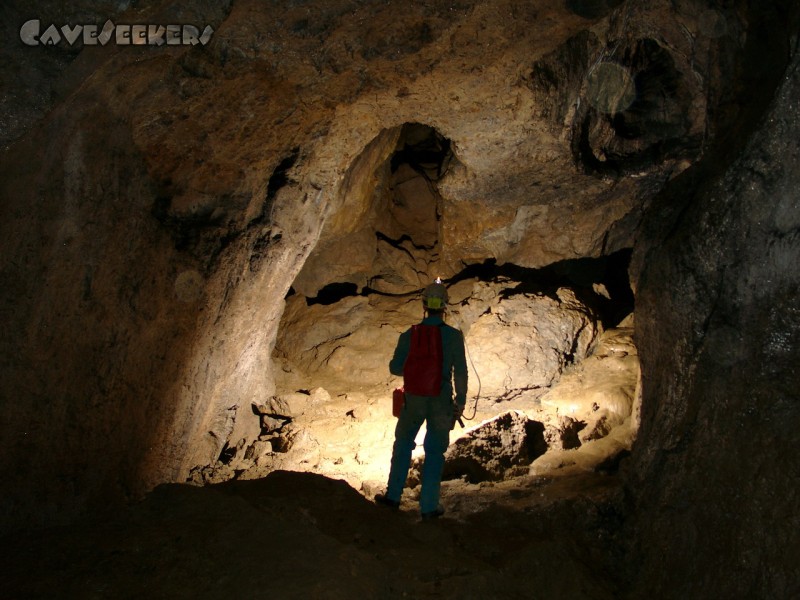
[390,122,454,181]
[447,249,635,328]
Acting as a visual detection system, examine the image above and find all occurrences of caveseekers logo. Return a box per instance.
[20,19,214,47]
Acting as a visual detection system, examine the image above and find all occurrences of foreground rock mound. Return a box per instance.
[1,470,624,599]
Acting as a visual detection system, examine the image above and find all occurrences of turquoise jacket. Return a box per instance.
[389,314,468,407]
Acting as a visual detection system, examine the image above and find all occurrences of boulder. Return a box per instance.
[439,411,548,483]
[465,288,600,400]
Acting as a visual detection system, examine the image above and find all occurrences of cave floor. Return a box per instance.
[1,468,627,599]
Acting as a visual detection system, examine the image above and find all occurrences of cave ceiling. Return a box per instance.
[3,0,730,297]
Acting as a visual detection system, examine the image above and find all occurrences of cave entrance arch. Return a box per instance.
[221,122,641,493]
[370,122,454,295]
[289,122,456,301]
[275,122,458,399]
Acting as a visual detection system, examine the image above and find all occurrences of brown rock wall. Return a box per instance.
[628,22,800,598]
[1,1,795,564]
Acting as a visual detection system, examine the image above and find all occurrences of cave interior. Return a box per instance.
[1,0,799,597]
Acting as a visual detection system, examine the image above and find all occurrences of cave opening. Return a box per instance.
[390,122,453,182]
[195,121,643,496]
[367,122,453,294]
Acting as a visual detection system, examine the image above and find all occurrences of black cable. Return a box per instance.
[462,328,481,421]
[451,313,481,421]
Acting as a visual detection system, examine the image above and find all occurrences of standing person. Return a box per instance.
[375,280,468,520]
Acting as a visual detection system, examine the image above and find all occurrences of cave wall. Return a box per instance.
[1,2,796,570]
[628,32,800,600]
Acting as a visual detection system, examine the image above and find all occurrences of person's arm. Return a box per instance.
[452,330,468,407]
[389,329,411,377]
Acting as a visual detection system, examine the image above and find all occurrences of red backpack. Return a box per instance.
[402,324,443,396]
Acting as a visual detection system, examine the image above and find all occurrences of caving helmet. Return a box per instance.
[422,278,448,311]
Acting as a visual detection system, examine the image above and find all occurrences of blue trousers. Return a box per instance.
[385,394,452,513]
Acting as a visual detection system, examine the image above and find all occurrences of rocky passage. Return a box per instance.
[191,269,639,495]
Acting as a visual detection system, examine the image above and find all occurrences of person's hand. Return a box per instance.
[451,403,464,429]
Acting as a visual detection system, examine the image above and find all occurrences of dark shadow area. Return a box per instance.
[0,469,627,598]
[266,148,300,203]
[566,0,624,20]
[440,417,548,484]
[449,249,634,327]
[307,281,359,305]
[390,122,453,181]
[304,249,634,327]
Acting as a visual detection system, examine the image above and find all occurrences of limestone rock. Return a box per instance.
[465,288,600,400]
[439,411,548,483]
[274,276,603,402]
[259,415,289,434]
[273,295,403,393]
[385,164,439,249]
[370,237,429,294]
[540,324,638,422]
[244,439,274,462]
[544,416,586,450]
[256,392,315,419]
